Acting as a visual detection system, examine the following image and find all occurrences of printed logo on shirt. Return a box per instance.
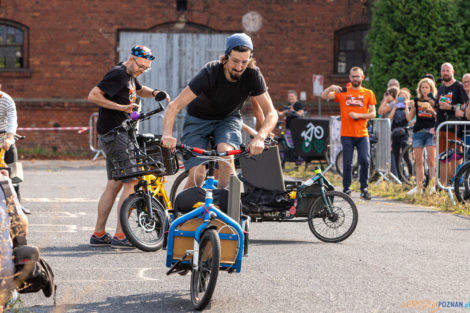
[417,101,433,118]
[345,95,364,107]
[129,86,136,103]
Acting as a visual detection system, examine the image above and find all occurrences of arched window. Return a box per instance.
[0,21,26,69]
[334,25,368,74]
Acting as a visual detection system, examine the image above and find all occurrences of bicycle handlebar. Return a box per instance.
[174,143,269,157]
[448,139,470,149]
[0,130,25,141]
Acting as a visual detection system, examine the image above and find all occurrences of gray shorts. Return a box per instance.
[180,113,243,171]
[99,131,137,182]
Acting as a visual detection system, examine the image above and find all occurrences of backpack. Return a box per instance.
[391,108,407,137]
[0,177,56,303]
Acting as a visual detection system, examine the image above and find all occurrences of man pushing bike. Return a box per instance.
[161,33,277,189]
[88,45,169,249]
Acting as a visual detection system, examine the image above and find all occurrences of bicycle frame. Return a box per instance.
[166,189,244,273]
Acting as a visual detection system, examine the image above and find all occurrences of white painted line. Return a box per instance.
[138,268,159,281]
[22,197,100,203]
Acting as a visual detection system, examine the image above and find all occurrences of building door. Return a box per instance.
[118,32,227,137]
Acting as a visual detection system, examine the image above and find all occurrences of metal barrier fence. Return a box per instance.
[373,118,391,172]
[435,121,470,204]
[89,112,104,160]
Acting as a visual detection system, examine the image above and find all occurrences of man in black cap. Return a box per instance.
[87,45,169,249]
[162,33,278,189]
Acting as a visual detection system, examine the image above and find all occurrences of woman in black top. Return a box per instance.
[405,78,437,195]
[388,88,412,183]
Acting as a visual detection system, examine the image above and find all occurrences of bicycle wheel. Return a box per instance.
[454,162,470,203]
[242,216,250,256]
[169,171,188,203]
[308,191,358,243]
[398,145,430,187]
[190,229,220,310]
[120,193,168,252]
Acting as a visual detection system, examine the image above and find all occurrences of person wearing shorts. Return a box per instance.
[406,78,437,195]
[87,45,169,249]
[162,33,278,189]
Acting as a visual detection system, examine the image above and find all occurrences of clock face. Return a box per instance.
[242,11,262,33]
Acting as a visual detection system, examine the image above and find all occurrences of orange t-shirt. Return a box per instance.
[334,87,377,137]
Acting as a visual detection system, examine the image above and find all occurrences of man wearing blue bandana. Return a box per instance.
[87,45,169,249]
[162,33,278,189]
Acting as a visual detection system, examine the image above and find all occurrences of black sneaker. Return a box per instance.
[90,232,112,246]
[360,190,372,200]
[111,236,135,249]
[343,189,352,196]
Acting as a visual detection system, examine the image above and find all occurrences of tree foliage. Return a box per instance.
[367,0,467,99]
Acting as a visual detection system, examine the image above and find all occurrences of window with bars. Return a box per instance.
[0,22,25,69]
[334,25,368,74]
[177,0,187,11]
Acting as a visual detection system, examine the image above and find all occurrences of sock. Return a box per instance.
[114,232,125,240]
[93,231,106,237]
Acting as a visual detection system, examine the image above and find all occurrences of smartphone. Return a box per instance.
[341,87,347,93]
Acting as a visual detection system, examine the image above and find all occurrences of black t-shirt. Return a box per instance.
[285,101,304,129]
[187,61,267,120]
[413,97,435,133]
[436,81,468,129]
[96,64,142,134]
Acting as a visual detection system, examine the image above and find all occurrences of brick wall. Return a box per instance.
[0,0,366,154]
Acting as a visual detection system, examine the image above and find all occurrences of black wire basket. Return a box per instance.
[110,136,179,180]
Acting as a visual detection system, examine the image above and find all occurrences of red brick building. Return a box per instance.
[0,0,369,154]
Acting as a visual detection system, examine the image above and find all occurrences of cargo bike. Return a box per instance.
[170,145,359,244]
[166,144,252,310]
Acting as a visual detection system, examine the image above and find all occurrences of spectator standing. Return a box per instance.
[321,67,377,200]
[389,88,413,183]
[278,90,305,129]
[405,78,437,195]
[434,63,468,186]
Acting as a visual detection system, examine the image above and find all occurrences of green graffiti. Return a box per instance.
[302,140,311,153]
[314,139,324,153]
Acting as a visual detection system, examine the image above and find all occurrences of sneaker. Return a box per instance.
[360,190,371,200]
[343,189,352,196]
[111,236,135,249]
[429,186,436,195]
[21,207,31,214]
[406,187,422,195]
[90,232,112,246]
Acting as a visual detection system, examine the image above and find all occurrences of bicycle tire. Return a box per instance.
[398,145,430,187]
[169,171,188,203]
[120,193,168,252]
[243,217,250,256]
[335,150,360,179]
[453,161,470,203]
[308,191,358,243]
[190,229,220,310]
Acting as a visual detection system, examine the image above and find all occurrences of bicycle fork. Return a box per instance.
[142,180,155,220]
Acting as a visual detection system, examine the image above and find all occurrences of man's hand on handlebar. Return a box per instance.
[248,136,265,156]
[161,134,177,151]
[1,138,14,151]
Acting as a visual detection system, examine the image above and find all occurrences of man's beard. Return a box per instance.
[351,81,361,88]
[230,70,243,81]
[442,75,452,82]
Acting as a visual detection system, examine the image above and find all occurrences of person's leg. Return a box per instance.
[426,145,436,187]
[180,114,214,189]
[213,113,243,189]
[4,144,19,197]
[341,137,354,192]
[115,180,138,234]
[357,136,370,192]
[94,179,122,233]
[414,147,424,190]
[391,137,402,181]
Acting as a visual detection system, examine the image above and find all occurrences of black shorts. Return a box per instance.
[99,131,137,183]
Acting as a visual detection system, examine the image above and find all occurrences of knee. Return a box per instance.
[106,179,123,194]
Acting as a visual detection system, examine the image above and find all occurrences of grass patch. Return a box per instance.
[283,163,470,216]
[18,146,93,159]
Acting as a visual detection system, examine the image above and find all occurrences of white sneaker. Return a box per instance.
[429,186,436,195]
[406,187,422,195]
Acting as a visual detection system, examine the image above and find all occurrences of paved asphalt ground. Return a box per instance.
[10,160,470,313]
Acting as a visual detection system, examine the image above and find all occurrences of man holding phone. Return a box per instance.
[321,66,377,200]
